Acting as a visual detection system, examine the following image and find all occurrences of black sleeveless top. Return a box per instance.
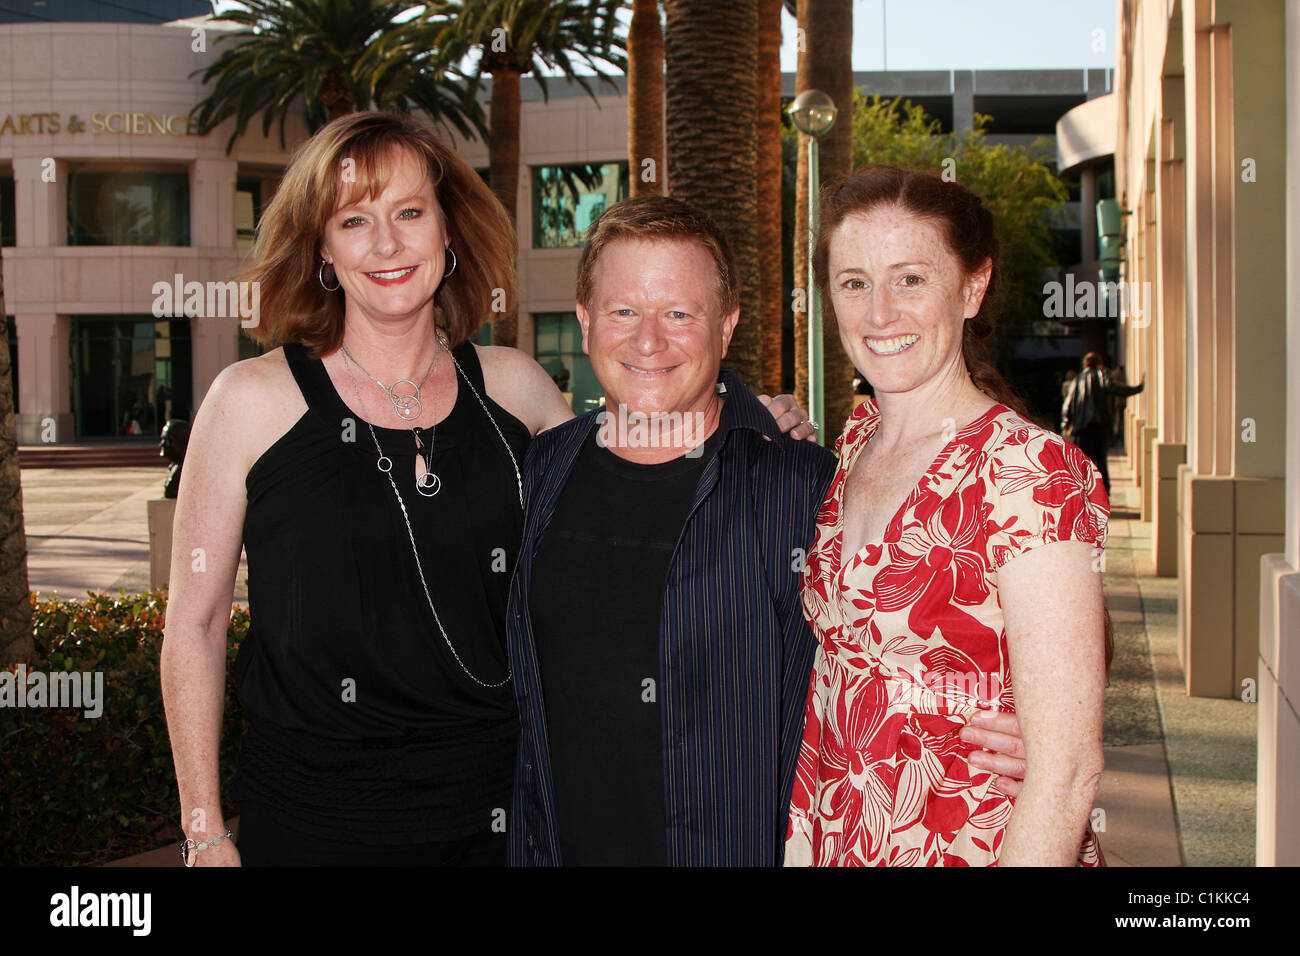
[229,339,529,843]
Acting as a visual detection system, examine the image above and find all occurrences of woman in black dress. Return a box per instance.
[160,111,579,866]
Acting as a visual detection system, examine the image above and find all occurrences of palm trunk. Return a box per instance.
[627,0,665,197]
[320,65,355,121]
[794,0,854,432]
[488,67,522,348]
[0,252,33,663]
[756,0,783,395]
[665,0,762,388]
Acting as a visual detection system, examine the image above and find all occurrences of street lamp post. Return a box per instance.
[788,90,837,446]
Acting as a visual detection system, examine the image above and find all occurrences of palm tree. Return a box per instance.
[756,0,783,394]
[627,0,665,197]
[0,268,32,663]
[442,0,626,347]
[664,0,763,387]
[792,0,855,432]
[189,0,486,154]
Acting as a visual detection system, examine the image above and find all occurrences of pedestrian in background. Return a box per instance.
[1061,352,1144,495]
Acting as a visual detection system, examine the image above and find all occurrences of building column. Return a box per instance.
[1176,0,1288,698]
[1139,171,1160,521]
[9,155,73,444]
[1257,0,1300,867]
[1177,0,1227,695]
[186,158,239,411]
[191,158,237,249]
[1153,77,1187,577]
[1080,165,1096,264]
[188,316,240,415]
[11,156,67,249]
[1224,0,1288,688]
[14,313,72,445]
[1176,0,1223,691]
[952,70,974,135]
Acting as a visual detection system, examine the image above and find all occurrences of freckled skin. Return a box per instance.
[826,203,1107,865]
[827,206,985,402]
[829,206,994,556]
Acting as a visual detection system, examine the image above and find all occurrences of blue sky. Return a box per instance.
[210,0,1120,74]
[780,0,1118,72]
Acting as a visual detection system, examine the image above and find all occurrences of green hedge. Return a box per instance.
[0,591,247,866]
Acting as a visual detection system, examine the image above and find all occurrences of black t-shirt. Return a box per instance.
[529,425,722,865]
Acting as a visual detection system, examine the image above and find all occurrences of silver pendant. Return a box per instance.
[389,380,422,420]
[416,471,441,497]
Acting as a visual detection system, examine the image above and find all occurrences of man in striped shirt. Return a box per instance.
[506,196,1024,866]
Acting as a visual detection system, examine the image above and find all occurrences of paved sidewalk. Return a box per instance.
[21,466,248,601]
[1095,454,1256,866]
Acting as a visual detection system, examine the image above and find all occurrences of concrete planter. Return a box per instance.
[147,498,177,591]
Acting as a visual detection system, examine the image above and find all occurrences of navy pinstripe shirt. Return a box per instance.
[507,370,837,866]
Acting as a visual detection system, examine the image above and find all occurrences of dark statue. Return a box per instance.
[160,419,191,499]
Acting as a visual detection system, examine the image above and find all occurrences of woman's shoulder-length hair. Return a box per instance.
[239,110,516,355]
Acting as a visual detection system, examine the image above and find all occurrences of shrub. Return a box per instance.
[0,591,247,866]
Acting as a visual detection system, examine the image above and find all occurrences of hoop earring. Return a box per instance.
[318,259,341,292]
[443,248,457,278]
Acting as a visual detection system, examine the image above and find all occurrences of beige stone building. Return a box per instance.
[0,10,629,440]
[1106,0,1297,865]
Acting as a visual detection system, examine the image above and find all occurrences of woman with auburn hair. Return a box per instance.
[161,111,808,866]
[160,110,573,866]
[785,165,1110,866]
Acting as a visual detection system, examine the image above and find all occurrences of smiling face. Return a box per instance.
[577,237,739,420]
[827,204,990,398]
[319,147,450,326]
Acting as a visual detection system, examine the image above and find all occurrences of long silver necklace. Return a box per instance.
[338,334,523,689]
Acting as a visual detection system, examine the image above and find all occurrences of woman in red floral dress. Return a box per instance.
[785,166,1109,866]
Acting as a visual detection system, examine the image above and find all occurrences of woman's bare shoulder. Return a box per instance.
[201,348,301,414]
[473,342,549,383]
[195,347,308,471]
[474,343,575,436]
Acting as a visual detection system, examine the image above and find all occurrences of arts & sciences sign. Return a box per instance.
[0,111,200,136]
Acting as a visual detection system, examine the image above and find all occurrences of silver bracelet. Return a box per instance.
[181,828,234,867]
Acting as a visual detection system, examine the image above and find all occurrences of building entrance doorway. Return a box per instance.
[70,316,191,439]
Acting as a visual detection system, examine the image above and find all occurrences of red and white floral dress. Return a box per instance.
[784,398,1108,867]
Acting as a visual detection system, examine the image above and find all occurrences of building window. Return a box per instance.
[533,312,600,414]
[70,316,192,438]
[531,162,628,249]
[67,171,190,246]
[1,174,14,246]
[1095,164,1116,201]
[236,176,263,251]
